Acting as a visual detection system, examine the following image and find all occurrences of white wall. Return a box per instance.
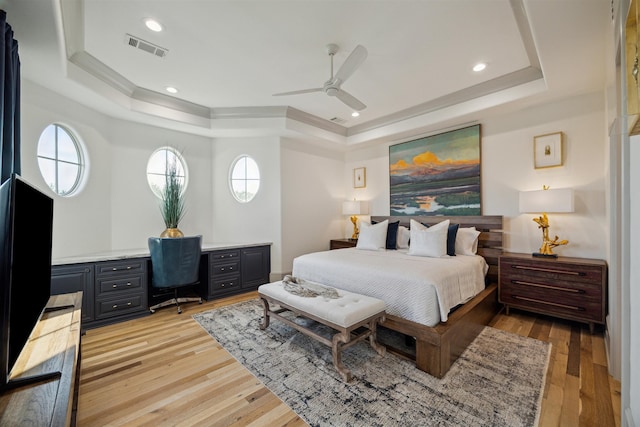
[630,136,639,426]
[107,118,213,249]
[21,81,215,259]
[21,81,112,259]
[280,138,345,274]
[210,137,283,276]
[345,92,607,260]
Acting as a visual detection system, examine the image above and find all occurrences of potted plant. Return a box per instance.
[159,162,186,238]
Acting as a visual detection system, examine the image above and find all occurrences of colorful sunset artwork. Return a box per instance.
[389,125,481,216]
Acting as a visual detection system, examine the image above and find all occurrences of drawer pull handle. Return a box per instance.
[112,284,117,288]
[513,295,584,311]
[511,265,584,276]
[112,302,133,310]
[511,280,584,293]
[126,282,132,286]
[221,268,225,271]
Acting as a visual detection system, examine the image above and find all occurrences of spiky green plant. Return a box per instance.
[160,162,186,229]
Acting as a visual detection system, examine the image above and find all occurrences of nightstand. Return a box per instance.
[499,252,607,333]
[330,239,357,250]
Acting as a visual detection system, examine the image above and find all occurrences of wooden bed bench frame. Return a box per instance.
[258,283,386,382]
[370,215,503,378]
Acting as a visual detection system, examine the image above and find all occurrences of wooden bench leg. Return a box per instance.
[332,331,352,382]
[259,297,270,330]
[368,317,386,356]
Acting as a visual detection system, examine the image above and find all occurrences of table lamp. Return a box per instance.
[342,200,368,239]
[519,186,574,257]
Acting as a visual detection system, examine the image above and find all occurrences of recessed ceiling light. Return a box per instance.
[351,111,360,117]
[144,19,163,32]
[165,86,178,94]
[473,63,487,72]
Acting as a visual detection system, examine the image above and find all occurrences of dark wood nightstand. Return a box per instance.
[499,252,607,333]
[330,239,357,250]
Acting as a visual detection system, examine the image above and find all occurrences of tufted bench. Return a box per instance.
[258,281,386,382]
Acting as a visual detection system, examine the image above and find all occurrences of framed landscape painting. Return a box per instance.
[389,124,481,216]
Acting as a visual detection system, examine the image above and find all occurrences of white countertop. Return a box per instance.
[52,242,272,265]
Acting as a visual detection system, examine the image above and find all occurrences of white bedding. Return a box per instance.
[291,248,488,327]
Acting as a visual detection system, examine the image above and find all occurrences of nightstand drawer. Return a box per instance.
[330,239,357,250]
[499,285,603,322]
[498,252,607,332]
[501,259,603,286]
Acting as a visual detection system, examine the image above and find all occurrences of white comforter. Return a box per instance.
[292,248,488,326]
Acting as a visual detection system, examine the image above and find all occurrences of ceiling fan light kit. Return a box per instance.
[273,44,368,111]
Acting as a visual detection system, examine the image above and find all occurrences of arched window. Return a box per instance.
[146,147,188,198]
[229,155,260,203]
[37,124,86,196]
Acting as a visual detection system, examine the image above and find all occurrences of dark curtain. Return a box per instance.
[0,10,20,184]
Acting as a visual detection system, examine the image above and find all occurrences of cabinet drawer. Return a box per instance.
[499,291,604,322]
[210,250,240,262]
[210,277,241,294]
[96,276,143,296]
[96,260,146,276]
[500,276,602,301]
[96,294,144,319]
[500,258,604,285]
[210,261,239,276]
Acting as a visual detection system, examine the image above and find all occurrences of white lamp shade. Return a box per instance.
[519,188,574,213]
[342,200,369,215]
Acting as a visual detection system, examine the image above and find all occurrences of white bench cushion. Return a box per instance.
[258,281,385,328]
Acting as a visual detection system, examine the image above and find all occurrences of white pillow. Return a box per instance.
[408,219,450,257]
[396,225,410,249]
[356,220,388,251]
[455,227,481,255]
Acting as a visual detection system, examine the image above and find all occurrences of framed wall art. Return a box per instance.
[534,132,563,169]
[353,167,366,188]
[389,124,481,216]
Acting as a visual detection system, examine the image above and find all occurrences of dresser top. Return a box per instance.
[52,242,272,265]
[500,251,607,267]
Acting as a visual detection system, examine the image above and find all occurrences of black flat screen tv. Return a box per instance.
[0,174,57,392]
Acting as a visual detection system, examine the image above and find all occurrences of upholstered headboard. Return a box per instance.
[370,215,503,285]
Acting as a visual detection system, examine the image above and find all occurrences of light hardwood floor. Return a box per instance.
[77,292,620,426]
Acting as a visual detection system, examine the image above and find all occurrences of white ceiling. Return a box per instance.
[2,0,608,146]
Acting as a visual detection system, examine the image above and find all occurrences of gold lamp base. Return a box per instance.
[350,215,359,239]
[532,213,568,257]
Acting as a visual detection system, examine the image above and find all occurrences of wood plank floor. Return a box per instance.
[77,292,620,426]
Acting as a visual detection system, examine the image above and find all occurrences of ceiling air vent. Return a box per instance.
[329,117,347,124]
[125,34,168,58]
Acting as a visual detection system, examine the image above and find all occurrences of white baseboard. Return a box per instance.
[626,408,636,427]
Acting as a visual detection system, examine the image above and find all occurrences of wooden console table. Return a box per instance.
[0,292,82,426]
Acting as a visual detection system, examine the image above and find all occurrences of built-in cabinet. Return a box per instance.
[51,243,271,329]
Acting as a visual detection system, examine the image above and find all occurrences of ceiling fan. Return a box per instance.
[273,44,368,111]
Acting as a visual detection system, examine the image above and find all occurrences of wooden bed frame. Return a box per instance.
[370,215,503,378]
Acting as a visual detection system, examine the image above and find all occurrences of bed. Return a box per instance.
[292,215,503,378]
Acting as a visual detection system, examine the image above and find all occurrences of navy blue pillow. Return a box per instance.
[386,221,400,249]
[447,223,459,256]
[372,220,400,249]
[421,222,459,256]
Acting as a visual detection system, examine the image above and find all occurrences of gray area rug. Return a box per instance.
[193,300,550,427]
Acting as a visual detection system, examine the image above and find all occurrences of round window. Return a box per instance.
[229,155,260,203]
[37,124,85,196]
[146,147,188,198]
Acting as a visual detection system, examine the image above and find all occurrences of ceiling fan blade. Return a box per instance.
[334,45,368,84]
[273,88,323,96]
[336,89,366,111]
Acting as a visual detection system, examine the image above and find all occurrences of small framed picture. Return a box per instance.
[354,167,366,188]
[534,132,563,169]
